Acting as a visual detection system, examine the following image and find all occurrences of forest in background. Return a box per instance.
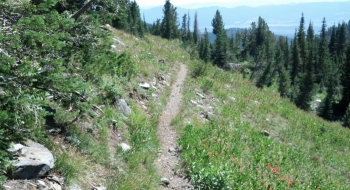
[149,0,350,125]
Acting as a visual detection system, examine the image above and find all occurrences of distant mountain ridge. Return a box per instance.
[141,1,350,37]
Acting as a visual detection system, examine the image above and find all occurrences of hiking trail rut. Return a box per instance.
[155,63,192,190]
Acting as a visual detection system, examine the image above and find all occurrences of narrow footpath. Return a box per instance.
[155,63,192,190]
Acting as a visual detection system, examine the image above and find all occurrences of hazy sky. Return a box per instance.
[137,0,347,8]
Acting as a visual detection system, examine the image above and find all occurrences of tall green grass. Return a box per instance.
[175,60,350,189]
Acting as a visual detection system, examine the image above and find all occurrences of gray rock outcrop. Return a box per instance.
[116,99,131,116]
[7,140,55,179]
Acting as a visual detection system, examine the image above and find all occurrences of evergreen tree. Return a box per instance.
[193,12,200,44]
[180,14,188,43]
[199,28,211,63]
[297,13,307,72]
[112,0,130,30]
[211,10,227,67]
[278,63,292,98]
[329,25,337,56]
[249,17,275,81]
[296,42,316,111]
[294,22,317,111]
[128,1,144,37]
[317,18,329,86]
[161,0,178,40]
[187,11,192,42]
[291,34,302,85]
[335,22,347,61]
[150,19,162,36]
[240,29,250,61]
[340,42,350,111]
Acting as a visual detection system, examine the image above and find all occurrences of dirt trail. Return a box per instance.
[156,63,192,190]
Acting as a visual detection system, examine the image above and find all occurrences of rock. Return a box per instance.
[158,59,166,64]
[152,85,158,90]
[161,177,170,186]
[168,147,176,153]
[199,112,211,120]
[116,99,131,116]
[51,182,62,190]
[223,63,243,72]
[48,175,63,185]
[7,140,55,179]
[139,82,151,89]
[94,187,107,190]
[66,183,82,190]
[37,180,47,189]
[189,100,198,105]
[119,143,131,152]
[261,130,270,137]
[7,143,25,153]
[48,128,61,134]
[152,93,158,98]
[112,37,125,46]
[195,92,206,99]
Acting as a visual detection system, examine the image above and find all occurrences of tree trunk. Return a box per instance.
[71,0,97,20]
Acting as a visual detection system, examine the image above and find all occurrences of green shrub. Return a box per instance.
[191,61,208,78]
[201,79,214,94]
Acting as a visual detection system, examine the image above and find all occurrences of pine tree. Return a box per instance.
[193,12,200,44]
[180,14,188,43]
[128,1,144,37]
[278,64,292,98]
[186,11,192,42]
[329,25,337,56]
[296,42,316,111]
[240,29,250,61]
[294,22,317,110]
[211,10,227,67]
[199,28,211,63]
[297,13,307,72]
[291,34,302,85]
[340,42,350,112]
[317,18,329,87]
[150,19,162,36]
[161,0,178,40]
[112,0,130,30]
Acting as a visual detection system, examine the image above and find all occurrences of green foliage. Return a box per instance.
[161,0,179,40]
[343,104,350,127]
[198,28,211,63]
[190,61,208,78]
[200,79,214,94]
[113,52,137,80]
[211,10,227,67]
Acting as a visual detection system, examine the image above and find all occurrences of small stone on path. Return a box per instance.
[161,177,170,186]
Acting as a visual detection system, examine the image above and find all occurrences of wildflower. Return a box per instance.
[221,151,225,156]
[208,152,213,157]
[215,152,219,157]
[230,157,235,162]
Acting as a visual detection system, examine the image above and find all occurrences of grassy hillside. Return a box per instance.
[2,13,350,189]
[103,28,350,189]
[174,61,350,189]
[47,28,192,189]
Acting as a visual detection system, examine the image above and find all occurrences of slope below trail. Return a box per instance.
[156,63,192,189]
